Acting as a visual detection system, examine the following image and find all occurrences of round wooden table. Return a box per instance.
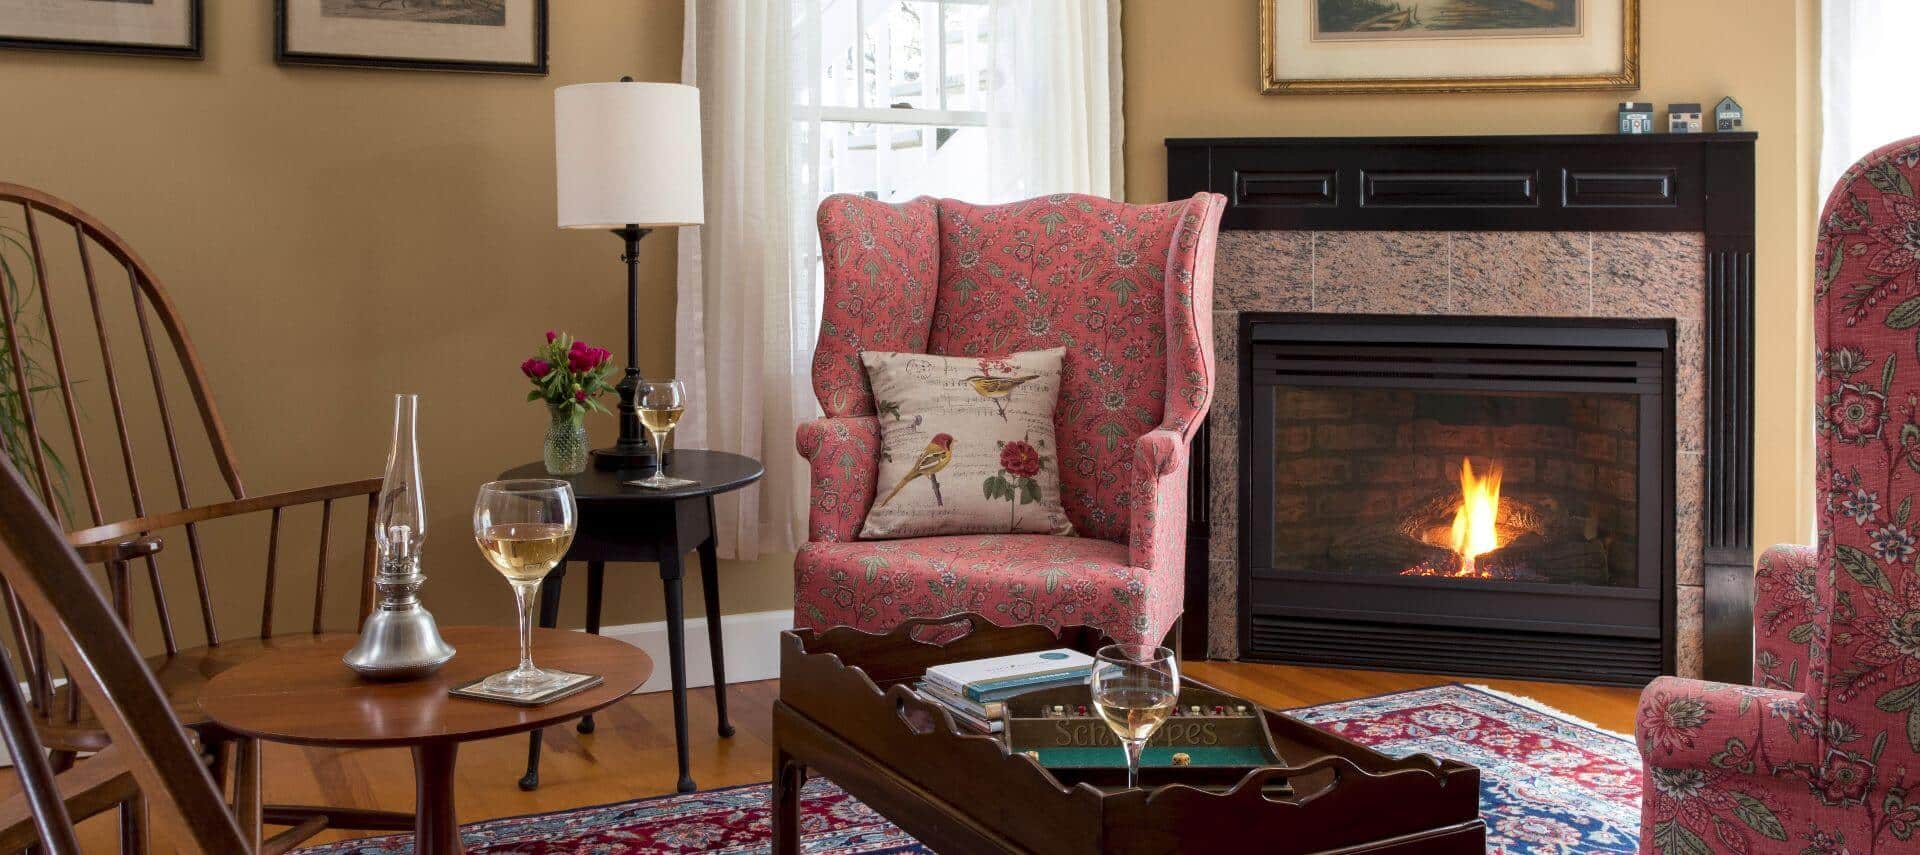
[199,626,651,855]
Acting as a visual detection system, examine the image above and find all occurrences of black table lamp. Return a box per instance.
[554,76,704,469]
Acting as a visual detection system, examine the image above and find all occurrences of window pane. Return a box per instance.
[817,121,985,203]
[817,0,860,108]
[941,2,989,111]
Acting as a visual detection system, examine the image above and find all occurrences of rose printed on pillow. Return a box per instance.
[984,438,1047,528]
[859,348,1073,539]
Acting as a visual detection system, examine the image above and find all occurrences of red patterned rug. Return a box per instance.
[296,684,1640,854]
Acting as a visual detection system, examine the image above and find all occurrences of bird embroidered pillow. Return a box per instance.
[858,348,1075,539]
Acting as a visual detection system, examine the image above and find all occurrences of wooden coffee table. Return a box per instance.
[771,616,1485,854]
[200,626,651,855]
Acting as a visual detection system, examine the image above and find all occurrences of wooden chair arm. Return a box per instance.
[69,536,165,565]
[0,746,141,852]
[66,477,383,546]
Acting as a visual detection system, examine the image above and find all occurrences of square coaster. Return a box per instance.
[449,669,603,707]
[625,476,700,490]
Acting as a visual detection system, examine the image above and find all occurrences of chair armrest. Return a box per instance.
[68,535,164,565]
[1128,428,1190,573]
[796,417,881,543]
[1637,677,1819,773]
[65,477,382,547]
[1753,543,1821,691]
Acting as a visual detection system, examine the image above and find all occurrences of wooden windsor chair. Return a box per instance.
[0,182,405,846]
[0,452,255,853]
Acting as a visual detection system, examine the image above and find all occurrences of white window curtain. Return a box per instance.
[986,0,1124,201]
[1821,0,1920,196]
[676,0,813,560]
[678,0,1123,558]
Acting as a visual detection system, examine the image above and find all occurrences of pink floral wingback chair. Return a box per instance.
[793,192,1226,647]
[1635,136,1920,854]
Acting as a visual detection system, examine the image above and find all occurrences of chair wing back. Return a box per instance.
[1814,136,1920,736]
[0,455,247,852]
[928,193,1223,540]
[812,194,941,417]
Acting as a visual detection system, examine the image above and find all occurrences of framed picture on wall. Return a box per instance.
[275,0,547,75]
[1261,0,1639,94]
[0,0,202,58]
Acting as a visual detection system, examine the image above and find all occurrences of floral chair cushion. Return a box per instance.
[1635,136,1920,854]
[794,533,1182,646]
[859,348,1074,539]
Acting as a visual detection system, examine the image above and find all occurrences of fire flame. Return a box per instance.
[1447,458,1503,577]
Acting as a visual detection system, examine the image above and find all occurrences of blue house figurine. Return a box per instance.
[1618,102,1655,135]
[1715,96,1744,131]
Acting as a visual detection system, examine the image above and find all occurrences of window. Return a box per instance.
[800,0,990,203]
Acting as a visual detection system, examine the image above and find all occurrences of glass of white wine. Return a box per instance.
[1090,643,1180,789]
[634,378,693,489]
[472,479,577,697]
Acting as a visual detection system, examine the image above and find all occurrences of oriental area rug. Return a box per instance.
[296,684,1641,855]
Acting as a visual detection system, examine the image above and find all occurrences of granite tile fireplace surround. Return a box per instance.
[1168,134,1758,686]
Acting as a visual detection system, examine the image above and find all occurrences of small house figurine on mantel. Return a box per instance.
[1668,103,1703,134]
[1618,102,1655,135]
[1715,96,1745,131]
[1612,102,1658,134]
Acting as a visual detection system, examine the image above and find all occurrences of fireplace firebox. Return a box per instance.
[1242,314,1675,684]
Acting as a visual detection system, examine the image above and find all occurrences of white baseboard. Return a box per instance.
[595,608,794,695]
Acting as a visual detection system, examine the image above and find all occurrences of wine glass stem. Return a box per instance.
[512,579,538,674]
[650,430,668,480]
[1124,738,1145,789]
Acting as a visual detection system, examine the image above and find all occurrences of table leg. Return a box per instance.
[771,748,805,855]
[234,737,262,852]
[412,742,463,855]
[577,560,605,735]
[661,552,696,793]
[520,562,568,791]
[697,533,733,738]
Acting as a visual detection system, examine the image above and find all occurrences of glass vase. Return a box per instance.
[543,406,588,475]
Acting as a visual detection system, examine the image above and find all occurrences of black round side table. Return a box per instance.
[499,450,764,793]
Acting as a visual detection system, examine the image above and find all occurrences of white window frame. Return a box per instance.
[812,0,988,202]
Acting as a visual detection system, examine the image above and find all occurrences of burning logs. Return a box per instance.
[1327,482,1612,584]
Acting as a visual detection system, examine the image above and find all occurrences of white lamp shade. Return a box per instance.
[554,81,705,229]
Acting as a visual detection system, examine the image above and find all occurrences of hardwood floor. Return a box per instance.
[64,661,1642,852]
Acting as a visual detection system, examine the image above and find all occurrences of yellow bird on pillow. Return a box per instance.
[965,374,1040,420]
[879,433,954,507]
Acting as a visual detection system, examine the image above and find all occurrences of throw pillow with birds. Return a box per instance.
[856,347,1073,539]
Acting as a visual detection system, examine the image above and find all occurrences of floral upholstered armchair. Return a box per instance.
[1636,137,1920,853]
[793,192,1226,647]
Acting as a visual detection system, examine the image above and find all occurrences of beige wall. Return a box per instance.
[0,0,797,640]
[1124,0,1822,566]
[0,1,1822,651]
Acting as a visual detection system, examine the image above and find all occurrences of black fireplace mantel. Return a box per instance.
[1168,133,1757,685]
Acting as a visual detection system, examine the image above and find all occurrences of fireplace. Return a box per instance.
[1243,315,1674,684]
[1168,133,1758,684]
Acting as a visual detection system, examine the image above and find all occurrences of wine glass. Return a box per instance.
[634,378,692,489]
[1090,644,1180,789]
[472,479,577,697]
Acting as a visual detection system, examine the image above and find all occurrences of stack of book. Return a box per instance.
[915,648,1095,734]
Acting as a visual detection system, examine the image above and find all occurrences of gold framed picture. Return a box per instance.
[1261,0,1639,95]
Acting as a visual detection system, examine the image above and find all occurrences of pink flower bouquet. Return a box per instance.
[522,330,617,419]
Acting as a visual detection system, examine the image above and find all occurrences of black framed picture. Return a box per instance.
[275,0,547,75]
[0,0,202,59]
